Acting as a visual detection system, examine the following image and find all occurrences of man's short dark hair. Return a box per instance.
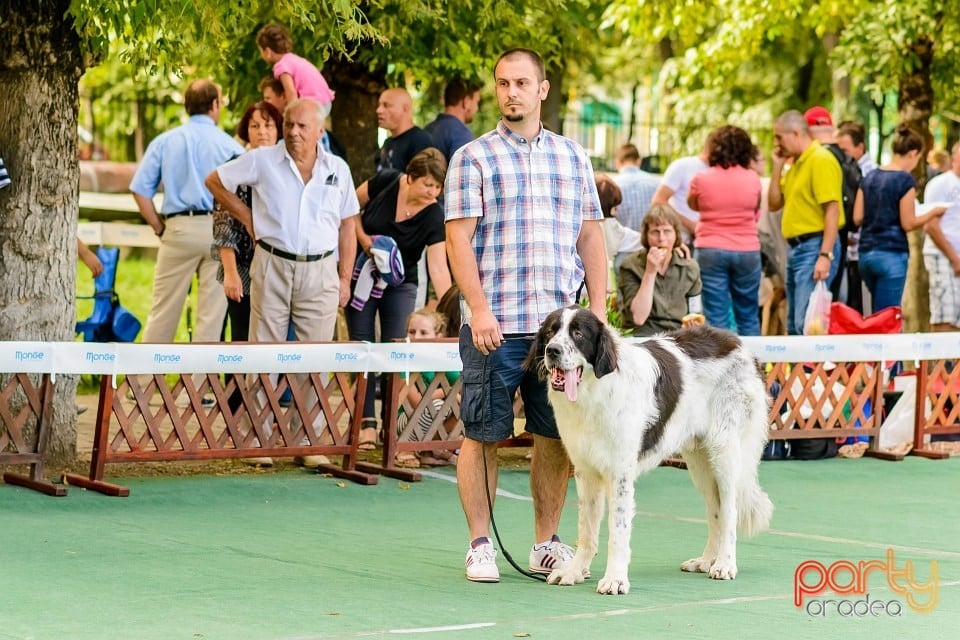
[258,76,284,96]
[444,78,482,107]
[616,143,641,165]
[184,80,219,116]
[837,120,866,147]
[495,49,545,82]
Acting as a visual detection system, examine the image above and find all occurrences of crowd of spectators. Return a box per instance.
[108,33,960,585]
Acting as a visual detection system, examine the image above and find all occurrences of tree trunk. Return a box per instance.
[822,33,850,117]
[899,35,936,333]
[627,81,640,143]
[323,56,387,186]
[542,65,565,135]
[0,0,87,466]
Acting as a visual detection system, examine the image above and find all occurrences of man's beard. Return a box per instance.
[504,112,523,122]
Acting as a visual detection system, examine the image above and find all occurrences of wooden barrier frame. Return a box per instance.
[356,336,531,480]
[912,360,960,459]
[361,348,904,482]
[357,350,902,481]
[63,369,376,495]
[0,341,929,497]
[0,373,66,496]
[357,368,533,481]
[765,360,902,461]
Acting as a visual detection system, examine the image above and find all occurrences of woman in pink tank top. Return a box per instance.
[687,125,763,335]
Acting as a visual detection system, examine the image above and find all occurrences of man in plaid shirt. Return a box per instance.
[445,48,607,583]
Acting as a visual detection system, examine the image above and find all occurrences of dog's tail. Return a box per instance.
[737,475,774,538]
[737,374,774,538]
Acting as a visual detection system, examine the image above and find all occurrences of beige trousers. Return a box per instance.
[141,215,227,343]
[247,248,341,441]
[248,248,340,343]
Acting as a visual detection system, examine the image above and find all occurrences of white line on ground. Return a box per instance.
[418,469,532,501]
[285,581,960,639]
[631,510,960,559]
[388,622,497,634]
[417,470,960,559]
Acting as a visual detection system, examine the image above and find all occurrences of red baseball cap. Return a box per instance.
[804,106,833,127]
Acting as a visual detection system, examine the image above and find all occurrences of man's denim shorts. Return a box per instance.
[458,325,559,442]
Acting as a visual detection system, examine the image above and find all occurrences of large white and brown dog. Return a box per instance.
[524,306,773,595]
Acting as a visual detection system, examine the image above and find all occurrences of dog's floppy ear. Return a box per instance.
[593,324,618,378]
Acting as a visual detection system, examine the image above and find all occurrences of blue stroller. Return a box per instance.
[75,246,141,342]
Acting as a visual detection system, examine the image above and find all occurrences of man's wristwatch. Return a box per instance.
[818,251,834,261]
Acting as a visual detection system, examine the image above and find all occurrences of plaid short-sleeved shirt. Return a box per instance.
[445,121,603,334]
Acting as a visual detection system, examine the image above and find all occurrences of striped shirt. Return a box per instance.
[445,120,602,334]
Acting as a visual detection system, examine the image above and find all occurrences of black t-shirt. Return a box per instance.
[360,170,445,285]
[376,126,435,172]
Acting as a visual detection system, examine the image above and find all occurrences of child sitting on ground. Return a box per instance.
[394,308,459,468]
[256,23,335,106]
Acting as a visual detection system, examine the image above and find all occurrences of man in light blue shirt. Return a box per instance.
[129,79,244,344]
[612,143,659,233]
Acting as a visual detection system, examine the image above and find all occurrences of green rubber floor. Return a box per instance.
[2,455,957,639]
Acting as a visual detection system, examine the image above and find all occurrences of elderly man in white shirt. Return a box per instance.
[206,99,358,344]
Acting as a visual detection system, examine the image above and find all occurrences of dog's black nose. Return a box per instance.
[545,344,561,359]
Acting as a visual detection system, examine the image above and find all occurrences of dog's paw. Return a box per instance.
[547,564,587,587]
[596,573,630,595]
[680,557,713,573]
[708,558,737,580]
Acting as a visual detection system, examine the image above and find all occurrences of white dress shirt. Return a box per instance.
[217,141,359,255]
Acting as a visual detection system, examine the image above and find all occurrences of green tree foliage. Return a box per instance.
[604,0,841,156]
[606,0,960,330]
[68,0,379,73]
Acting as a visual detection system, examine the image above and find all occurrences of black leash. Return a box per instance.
[479,350,547,582]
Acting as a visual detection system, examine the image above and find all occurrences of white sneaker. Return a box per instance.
[529,535,579,575]
[465,541,500,583]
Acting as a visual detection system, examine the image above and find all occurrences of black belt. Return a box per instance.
[786,231,823,248]
[257,239,333,262]
[163,209,211,218]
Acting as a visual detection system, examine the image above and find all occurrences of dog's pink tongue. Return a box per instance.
[564,368,580,402]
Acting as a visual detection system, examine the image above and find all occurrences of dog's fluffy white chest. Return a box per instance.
[549,377,648,475]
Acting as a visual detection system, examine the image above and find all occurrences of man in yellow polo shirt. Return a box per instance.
[768,110,843,335]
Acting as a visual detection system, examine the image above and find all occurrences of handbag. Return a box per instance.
[827,303,902,335]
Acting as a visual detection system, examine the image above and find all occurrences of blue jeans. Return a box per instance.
[697,248,762,335]
[859,250,908,312]
[786,236,841,335]
[346,282,419,420]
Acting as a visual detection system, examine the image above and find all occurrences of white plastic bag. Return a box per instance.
[879,375,932,449]
[803,281,832,335]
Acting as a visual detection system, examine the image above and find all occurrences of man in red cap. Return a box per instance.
[768,109,844,334]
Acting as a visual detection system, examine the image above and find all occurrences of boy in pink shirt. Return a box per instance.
[257,24,334,106]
